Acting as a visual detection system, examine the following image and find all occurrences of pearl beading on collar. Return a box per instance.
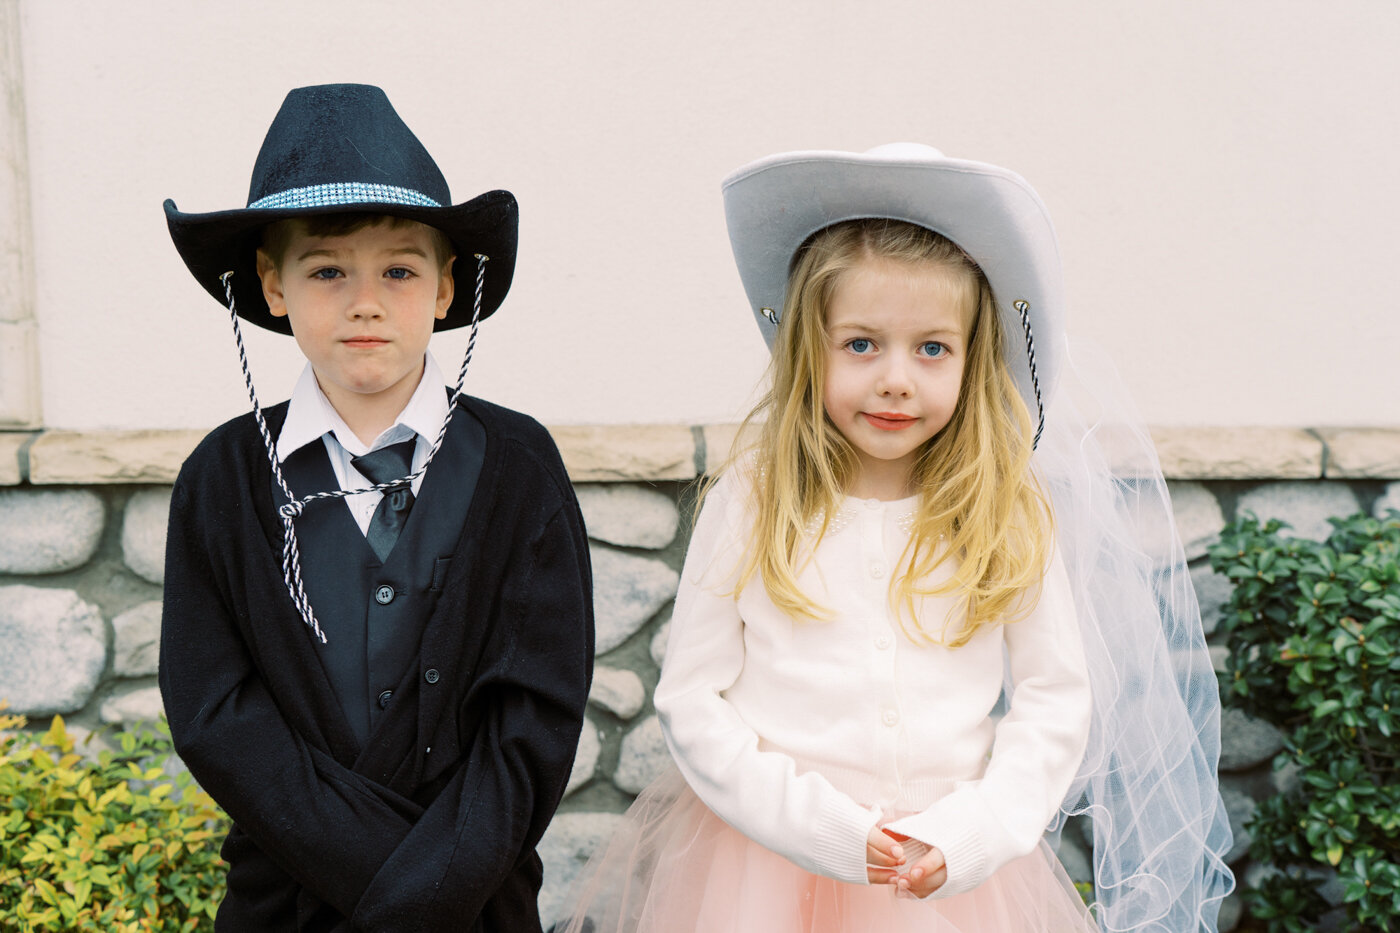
[805,500,921,539]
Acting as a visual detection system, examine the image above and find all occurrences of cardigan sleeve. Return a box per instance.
[351,495,594,931]
[159,472,419,918]
[653,471,882,885]
[883,547,1092,897]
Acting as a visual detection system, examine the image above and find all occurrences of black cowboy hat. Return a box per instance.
[164,84,517,335]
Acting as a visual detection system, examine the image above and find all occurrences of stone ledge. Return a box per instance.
[1318,428,1400,479]
[550,425,696,482]
[702,423,757,476]
[1150,427,1324,480]
[6,425,1400,484]
[10,425,699,485]
[711,424,1340,482]
[27,430,207,485]
[0,431,33,484]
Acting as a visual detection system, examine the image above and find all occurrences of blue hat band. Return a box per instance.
[248,181,442,211]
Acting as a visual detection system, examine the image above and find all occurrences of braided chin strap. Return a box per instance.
[220,254,489,644]
[1013,299,1045,450]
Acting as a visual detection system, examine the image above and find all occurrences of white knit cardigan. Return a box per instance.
[654,468,1092,896]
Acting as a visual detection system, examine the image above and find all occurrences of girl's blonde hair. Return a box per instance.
[719,218,1052,647]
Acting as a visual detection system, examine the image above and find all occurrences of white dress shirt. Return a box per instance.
[275,354,451,535]
[654,465,1092,896]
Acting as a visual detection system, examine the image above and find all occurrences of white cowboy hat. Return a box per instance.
[722,143,1065,435]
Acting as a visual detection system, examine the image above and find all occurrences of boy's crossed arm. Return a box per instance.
[161,475,417,918]
[352,503,594,929]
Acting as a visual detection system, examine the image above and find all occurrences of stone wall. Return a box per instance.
[2,425,1399,929]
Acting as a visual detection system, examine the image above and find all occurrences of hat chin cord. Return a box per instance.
[1013,299,1045,450]
[218,254,488,644]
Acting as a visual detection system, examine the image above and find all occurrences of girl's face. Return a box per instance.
[822,256,970,500]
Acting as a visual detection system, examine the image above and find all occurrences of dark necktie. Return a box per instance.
[350,439,417,562]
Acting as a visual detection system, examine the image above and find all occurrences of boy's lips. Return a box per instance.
[863,412,917,431]
[342,336,389,348]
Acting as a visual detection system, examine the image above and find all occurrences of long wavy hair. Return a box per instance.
[717,219,1052,647]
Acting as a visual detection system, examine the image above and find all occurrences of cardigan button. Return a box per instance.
[875,634,893,650]
[374,584,395,605]
[882,709,899,727]
[377,690,393,709]
[424,668,441,685]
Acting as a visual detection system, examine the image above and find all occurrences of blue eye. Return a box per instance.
[847,338,873,354]
[311,267,342,280]
[919,341,947,358]
[386,267,414,280]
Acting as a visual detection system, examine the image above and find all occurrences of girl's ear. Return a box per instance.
[256,249,289,318]
[435,257,456,320]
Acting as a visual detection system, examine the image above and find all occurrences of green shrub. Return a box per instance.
[1210,511,1400,932]
[0,706,229,932]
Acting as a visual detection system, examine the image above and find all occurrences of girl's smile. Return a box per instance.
[863,411,918,430]
[823,256,970,499]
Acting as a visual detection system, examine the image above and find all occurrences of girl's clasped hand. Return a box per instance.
[868,828,947,898]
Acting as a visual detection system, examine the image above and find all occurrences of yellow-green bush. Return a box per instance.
[0,704,228,932]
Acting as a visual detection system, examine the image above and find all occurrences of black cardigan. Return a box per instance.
[159,395,594,932]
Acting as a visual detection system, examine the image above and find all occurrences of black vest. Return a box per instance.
[275,406,485,749]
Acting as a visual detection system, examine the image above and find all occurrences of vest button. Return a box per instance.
[374,584,395,605]
[377,690,393,709]
[424,668,440,685]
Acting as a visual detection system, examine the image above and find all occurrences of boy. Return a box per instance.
[159,84,594,932]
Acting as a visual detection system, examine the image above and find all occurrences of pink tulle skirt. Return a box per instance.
[558,768,1099,933]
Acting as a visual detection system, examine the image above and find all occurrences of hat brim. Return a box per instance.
[721,149,1064,413]
[164,189,518,335]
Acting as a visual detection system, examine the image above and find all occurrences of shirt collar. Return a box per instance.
[276,353,450,461]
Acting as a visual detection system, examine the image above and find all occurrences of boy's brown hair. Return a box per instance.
[260,213,454,271]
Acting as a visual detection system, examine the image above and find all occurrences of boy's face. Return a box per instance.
[256,219,454,419]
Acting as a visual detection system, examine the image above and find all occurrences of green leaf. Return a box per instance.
[1312,699,1342,719]
[32,877,60,905]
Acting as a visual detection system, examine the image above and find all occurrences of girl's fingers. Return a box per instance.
[866,826,905,865]
[890,844,951,898]
[866,847,903,867]
[895,865,948,899]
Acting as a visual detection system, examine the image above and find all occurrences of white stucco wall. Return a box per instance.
[16,0,1400,429]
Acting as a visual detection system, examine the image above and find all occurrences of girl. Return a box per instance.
[564,145,1232,932]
